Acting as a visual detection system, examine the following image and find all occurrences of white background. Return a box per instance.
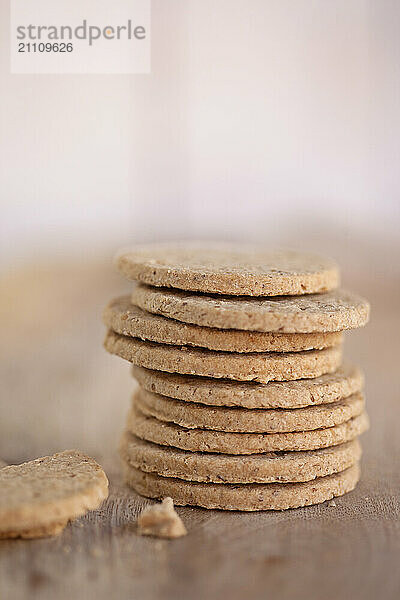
[1,0,399,277]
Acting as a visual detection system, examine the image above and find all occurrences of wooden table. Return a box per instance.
[0,262,399,600]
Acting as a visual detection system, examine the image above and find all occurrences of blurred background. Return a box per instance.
[1,0,399,463]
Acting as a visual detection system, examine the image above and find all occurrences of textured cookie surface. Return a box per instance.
[105,330,342,383]
[124,463,360,511]
[104,296,341,352]
[120,431,362,484]
[127,405,369,454]
[132,364,363,409]
[134,388,365,433]
[0,450,109,538]
[116,244,339,296]
[132,285,369,333]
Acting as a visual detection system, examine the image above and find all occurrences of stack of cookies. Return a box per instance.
[103,244,370,511]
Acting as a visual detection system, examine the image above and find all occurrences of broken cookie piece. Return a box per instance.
[0,450,109,539]
[137,497,187,539]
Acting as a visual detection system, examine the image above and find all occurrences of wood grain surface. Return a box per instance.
[0,261,399,600]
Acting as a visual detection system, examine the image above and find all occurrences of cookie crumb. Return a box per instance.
[137,497,187,539]
[328,499,337,507]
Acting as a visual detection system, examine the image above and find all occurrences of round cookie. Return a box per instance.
[131,285,369,333]
[131,364,364,409]
[0,450,109,539]
[116,244,339,296]
[127,405,369,454]
[134,388,365,433]
[123,463,361,511]
[104,330,342,383]
[104,296,342,353]
[120,431,362,484]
